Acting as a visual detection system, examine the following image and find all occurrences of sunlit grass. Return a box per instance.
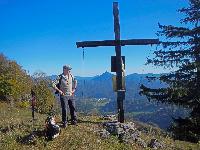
[0,102,199,150]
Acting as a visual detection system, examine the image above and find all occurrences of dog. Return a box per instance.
[45,115,61,140]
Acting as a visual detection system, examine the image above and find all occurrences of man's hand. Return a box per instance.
[59,90,64,96]
[71,88,76,96]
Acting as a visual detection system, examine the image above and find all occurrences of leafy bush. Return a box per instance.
[16,101,30,108]
[32,71,55,114]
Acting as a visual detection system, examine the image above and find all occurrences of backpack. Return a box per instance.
[54,74,74,94]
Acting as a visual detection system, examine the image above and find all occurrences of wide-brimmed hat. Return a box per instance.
[63,65,72,70]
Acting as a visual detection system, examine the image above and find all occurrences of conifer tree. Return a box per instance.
[140,0,200,142]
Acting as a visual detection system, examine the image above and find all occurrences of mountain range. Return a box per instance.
[49,72,188,129]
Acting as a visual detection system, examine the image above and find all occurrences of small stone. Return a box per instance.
[99,129,110,139]
[97,139,101,143]
[148,138,165,149]
[131,130,141,141]
[136,138,147,148]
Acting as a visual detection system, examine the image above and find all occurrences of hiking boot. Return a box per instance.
[62,122,68,128]
[71,120,77,125]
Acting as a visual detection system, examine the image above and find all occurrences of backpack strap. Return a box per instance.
[70,73,75,82]
[54,74,62,94]
[58,74,62,86]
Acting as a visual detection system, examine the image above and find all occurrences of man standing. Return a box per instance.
[52,65,77,127]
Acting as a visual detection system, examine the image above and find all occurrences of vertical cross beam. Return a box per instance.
[113,2,125,123]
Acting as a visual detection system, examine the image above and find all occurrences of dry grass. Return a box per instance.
[0,102,199,150]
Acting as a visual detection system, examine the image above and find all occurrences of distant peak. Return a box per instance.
[103,71,109,74]
[92,71,113,80]
[101,71,113,76]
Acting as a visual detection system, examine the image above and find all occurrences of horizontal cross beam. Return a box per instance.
[76,39,160,48]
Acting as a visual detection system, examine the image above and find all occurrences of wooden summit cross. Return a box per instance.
[76,2,159,123]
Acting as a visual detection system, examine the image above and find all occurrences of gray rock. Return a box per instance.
[101,121,148,148]
[99,129,110,139]
[120,133,131,143]
[148,138,165,149]
[103,121,136,136]
[103,121,119,127]
[116,126,125,135]
[131,130,141,141]
[136,138,147,148]
[103,122,120,135]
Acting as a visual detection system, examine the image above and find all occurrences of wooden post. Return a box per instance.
[31,90,36,120]
[113,2,125,123]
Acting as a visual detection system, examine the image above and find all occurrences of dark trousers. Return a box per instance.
[60,95,77,124]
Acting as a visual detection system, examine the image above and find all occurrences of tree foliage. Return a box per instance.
[0,53,55,114]
[32,71,55,114]
[140,0,200,142]
[0,53,32,102]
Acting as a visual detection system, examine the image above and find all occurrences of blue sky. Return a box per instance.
[0,0,188,76]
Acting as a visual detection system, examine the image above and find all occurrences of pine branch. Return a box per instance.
[158,24,192,38]
[179,0,200,24]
